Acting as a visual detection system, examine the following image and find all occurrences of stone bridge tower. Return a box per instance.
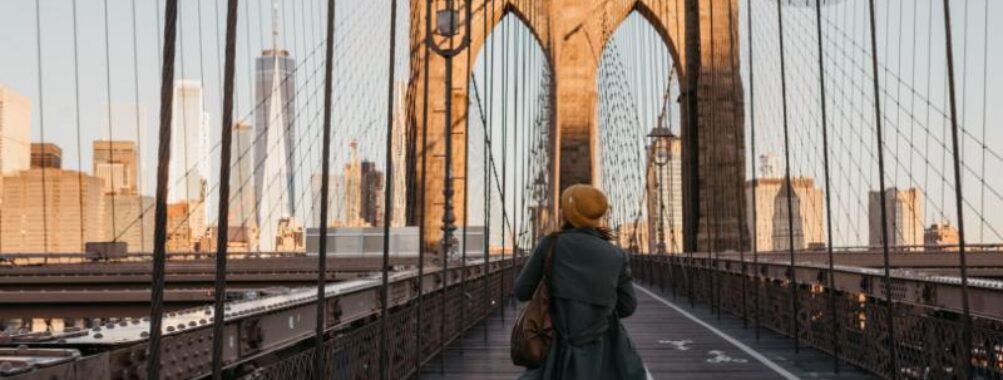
[407,0,746,253]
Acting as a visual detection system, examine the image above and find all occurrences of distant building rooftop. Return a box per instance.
[30,143,62,169]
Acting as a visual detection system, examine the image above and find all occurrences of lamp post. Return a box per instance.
[426,0,471,263]
[649,126,674,293]
[426,0,471,373]
[649,127,673,255]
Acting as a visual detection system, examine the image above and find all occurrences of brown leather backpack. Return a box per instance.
[510,233,559,368]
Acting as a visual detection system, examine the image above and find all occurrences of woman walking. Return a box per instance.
[514,184,647,380]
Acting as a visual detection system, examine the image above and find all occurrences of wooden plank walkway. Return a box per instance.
[420,283,876,379]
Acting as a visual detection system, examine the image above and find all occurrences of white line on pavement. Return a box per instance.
[634,284,801,380]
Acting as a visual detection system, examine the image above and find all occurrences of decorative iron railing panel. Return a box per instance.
[631,254,1003,379]
[241,262,517,379]
[1,258,522,380]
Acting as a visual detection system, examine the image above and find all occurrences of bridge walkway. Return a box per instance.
[420,283,876,379]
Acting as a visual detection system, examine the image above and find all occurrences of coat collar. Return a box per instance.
[565,226,602,238]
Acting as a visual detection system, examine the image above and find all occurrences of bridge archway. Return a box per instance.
[407,0,552,253]
[408,0,746,253]
[594,8,684,255]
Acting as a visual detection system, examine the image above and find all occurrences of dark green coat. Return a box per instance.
[514,228,647,380]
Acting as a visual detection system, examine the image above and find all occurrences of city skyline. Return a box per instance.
[0,1,1000,248]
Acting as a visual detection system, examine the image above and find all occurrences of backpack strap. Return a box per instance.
[541,232,561,284]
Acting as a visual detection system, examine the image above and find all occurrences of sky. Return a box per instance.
[0,0,999,247]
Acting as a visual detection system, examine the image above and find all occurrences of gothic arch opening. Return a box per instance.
[595,9,683,253]
[467,12,552,250]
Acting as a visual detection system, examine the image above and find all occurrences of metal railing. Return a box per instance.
[0,251,311,266]
[0,256,523,379]
[631,253,1003,379]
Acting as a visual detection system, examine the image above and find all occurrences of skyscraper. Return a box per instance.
[360,161,385,227]
[925,222,959,251]
[770,178,825,251]
[869,187,924,248]
[745,154,825,251]
[254,2,297,250]
[645,129,682,254]
[94,140,153,252]
[311,173,340,228]
[342,141,364,227]
[169,80,210,240]
[229,122,256,228]
[1,144,106,253]
[30,143,62,169]
[93,140,138,195]
[335,141,385,228]
[390,80,408,227]
[0,85,31,175]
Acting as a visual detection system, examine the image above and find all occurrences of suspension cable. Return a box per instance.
[939,0,974,374]
[147,0,179,378]
[379,1,399,377]
[865,0,898,376]
[774,0,800,354]
[312,0,336,377]
[415,0,432,369]
[746,0,761,341]
[210,1,239,378]
[811,0,840,373]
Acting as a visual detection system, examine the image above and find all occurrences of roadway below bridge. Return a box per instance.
[0,255,420,318]
[0,255,418,290]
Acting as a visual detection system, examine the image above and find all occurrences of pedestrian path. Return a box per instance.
[420,283,876,379]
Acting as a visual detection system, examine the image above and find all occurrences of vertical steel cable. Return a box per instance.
[746,0,760,341]
[499,13,509,320]
[774,0,800,354]
[725,0,747,329]
[71,0,85,253]
[511,24,521,266]
[812,0,840,373]
[458,2,473,355]
[102,0,118,243]
[131,0,147,252]
[726,0,750,326]
[148,0,179,378]
[682,0,701,256]
[682,0,701,309]
[210,1,239,378]
[865,0,897,377]
[379,2,400,378]
[652,17,668,292]
[519,26,528,256]
[707,0,722,321]
[34,0,49,253]
[314,0,337,377]
[416,0,432,368]
[939,0,974,374]
[175,0,194,252]
[482,0,495,345]
[978,0,988,244]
